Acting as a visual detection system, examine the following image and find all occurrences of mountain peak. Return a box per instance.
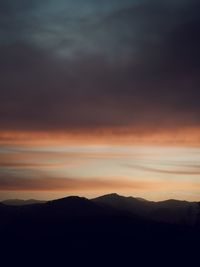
[93,193,146,203]
[100,193,122,198]
[48,196,89,205]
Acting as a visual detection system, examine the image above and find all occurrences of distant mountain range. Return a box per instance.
[1,199,46,206]
[1,193,200,226]
[1,193,199,265]
[93,193,200,226]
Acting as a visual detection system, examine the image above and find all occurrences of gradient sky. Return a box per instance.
[0,0,200,201]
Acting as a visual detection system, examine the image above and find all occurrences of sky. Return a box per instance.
[0,0,200,201]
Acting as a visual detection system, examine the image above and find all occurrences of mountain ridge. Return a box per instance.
[2,193,199,205]
[92,193,200,226]
[2,199,46,206]
[1,193,199,226]
[0,193,200,265]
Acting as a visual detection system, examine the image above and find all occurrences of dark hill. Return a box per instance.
[0,194,200,266]
[92,193,200,225]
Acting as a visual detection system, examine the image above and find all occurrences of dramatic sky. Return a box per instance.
[0,0,200,201]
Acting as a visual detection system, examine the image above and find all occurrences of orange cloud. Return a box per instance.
[0,175,200,194]
[0,126,200,146]
[0,175,145,191]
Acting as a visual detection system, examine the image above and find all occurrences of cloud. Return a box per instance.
[1,173,200,194]
[0,174,152,192]
[126,164,200,176]
[0,0,200,132]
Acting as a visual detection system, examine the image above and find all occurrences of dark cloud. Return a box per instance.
[0,0,200,131]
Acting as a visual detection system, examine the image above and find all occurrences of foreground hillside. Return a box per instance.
[0,194,200,265]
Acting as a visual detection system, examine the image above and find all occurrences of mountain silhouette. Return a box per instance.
[92,193,200,225]
[2,199,46,206]
[0,194,199,266]
[93,193,153,214]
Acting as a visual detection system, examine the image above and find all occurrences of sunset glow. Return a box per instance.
[0,0,200,202]
[1,131,200,200]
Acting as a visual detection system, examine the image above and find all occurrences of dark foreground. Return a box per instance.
[1,194,200,266]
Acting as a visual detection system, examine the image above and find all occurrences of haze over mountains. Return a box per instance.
[1,199,46,206]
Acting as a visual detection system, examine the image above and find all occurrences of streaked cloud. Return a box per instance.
[126,164,200,176]
[0,143,200,200]
[0,127,200,146]
[0,173,200,193]
[0,174,148,192]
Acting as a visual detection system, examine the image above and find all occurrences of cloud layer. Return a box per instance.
[0,0,200,132]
